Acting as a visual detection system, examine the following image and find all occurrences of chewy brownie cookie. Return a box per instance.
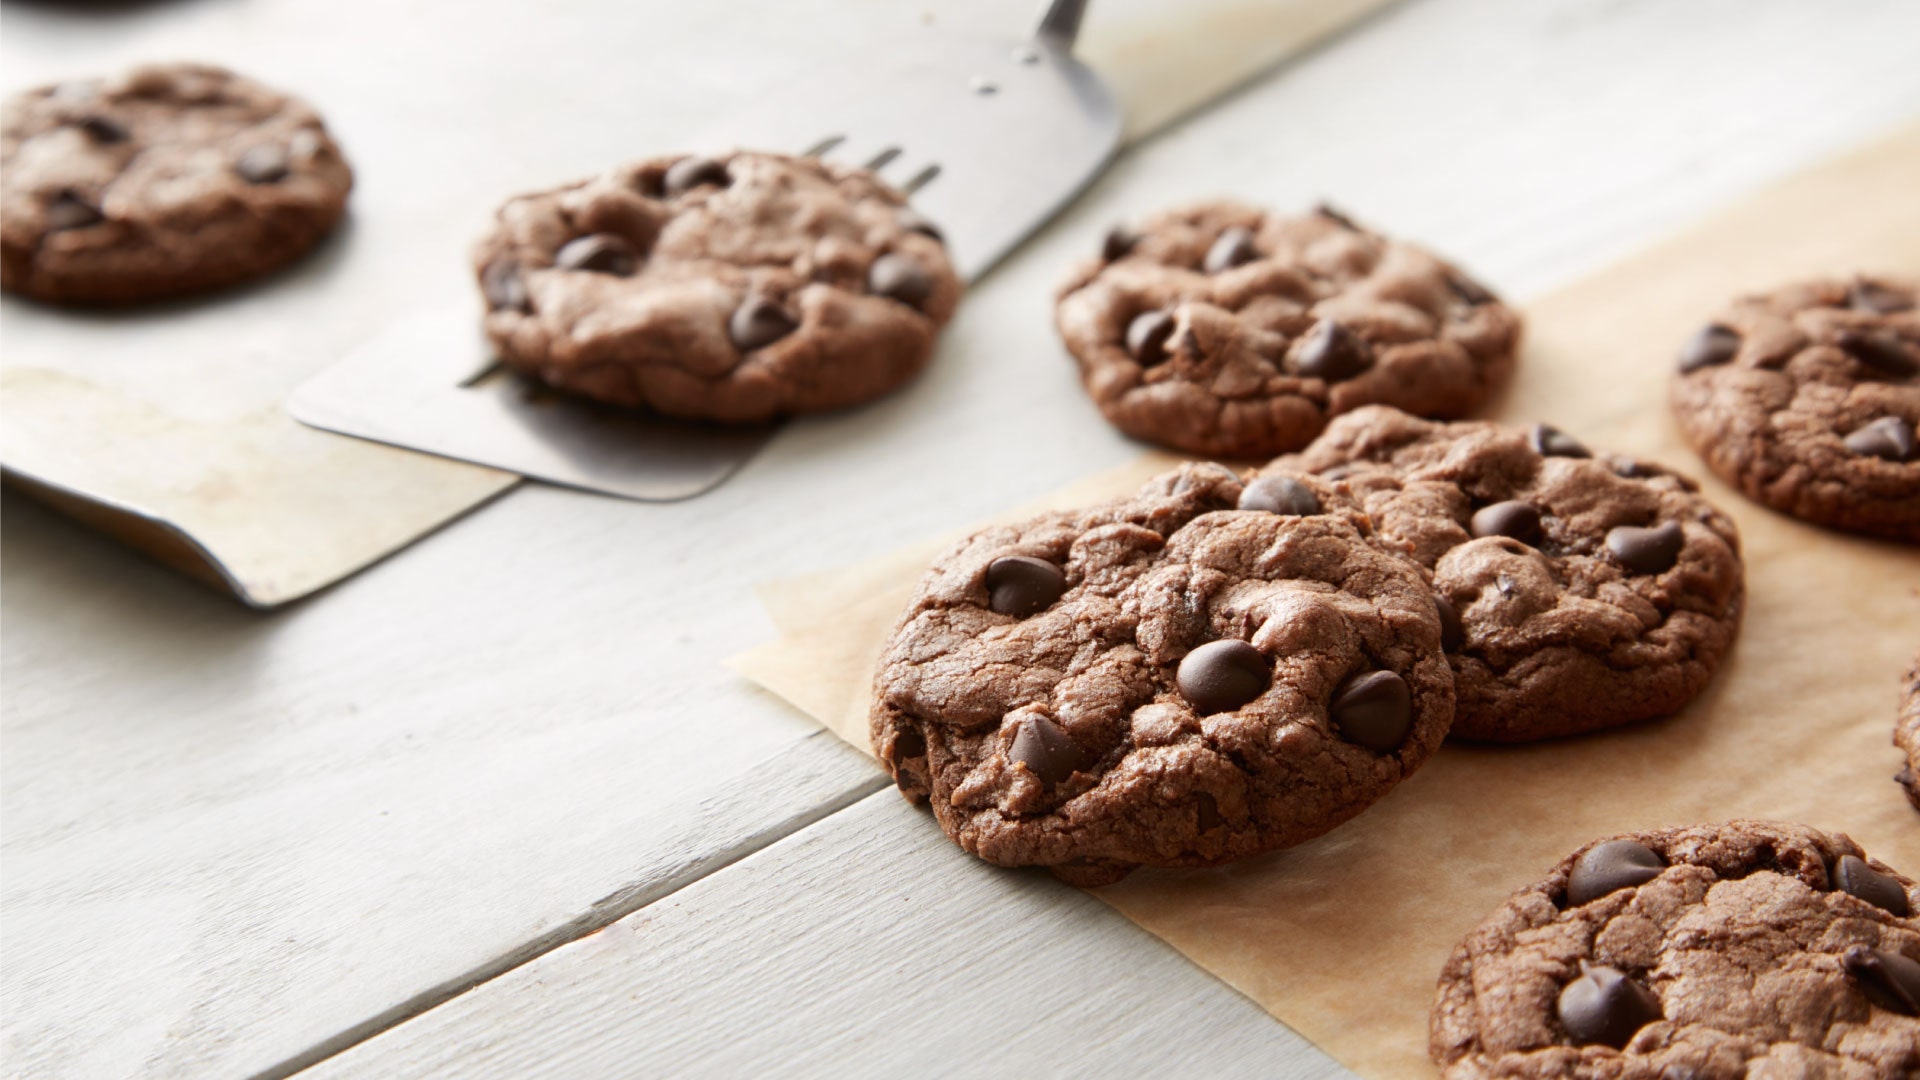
[473,151,959,422]
[1266,407,1744,742]
[1898,654,1920,812]
[1432,821,1920,1079]
[869,462,1455,886]
[1,63,352,304]
[1053,202,1521,458]
[1670,276,1920,542]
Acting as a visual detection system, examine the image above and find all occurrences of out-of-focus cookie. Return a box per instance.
[1,63,352,304]
[1670,276,1920,542]
[473,151,960,422]
[1053,202,1520,457]
[1898,654,1920,812]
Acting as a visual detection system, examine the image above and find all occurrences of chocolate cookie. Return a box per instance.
[1053,202,1521,458]
[473,151,960,422]
[1432,821,1920,1078]
[1,63,352,305]
[1266,407,1744,742]
[1670,276,1920,542]
[1898,654,1920,813]
[868,462,1455,886]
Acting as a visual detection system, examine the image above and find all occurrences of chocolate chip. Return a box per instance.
[985,556,1068,618]
[1845,416,1918,462]
[891,727,926,761]
[663,155,729,196]
[1529,423,1591,459]
[1238,476,1320,516]
[1176,640,1270,716]
[1101,226,1138,261]
[1837,329,1918,376]
[1126,310,1176,366]
[1448,272,1495,306]
[235,143,290,184]
[868,254,933,307]
[1008,713,1085,785]
[1330,670,1413,752]
[1557,965,1661,1047]
[1834,855,1912,916]
[1470,501,1542,545]
[728,297,798,351]
[1435,595,1465,652]
[1850,280,1915,314]
[1313,203,1360,231]
[1566,840,1666,905]
[480,259,530,313]
[1605,521,1684,576]
[1203,226,1258,273]
[1677,324,1740,373]
[898,210,943,243]
[554,234,638,276]
[1194,791,1223,832]
[1843,946,1920,1016]
[1294,318,1371,381]
[44,191,102,231]
[76,115,128,143]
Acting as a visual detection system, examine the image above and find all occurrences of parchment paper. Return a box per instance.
[729,125,1920,1078]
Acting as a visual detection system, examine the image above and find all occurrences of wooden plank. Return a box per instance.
[299,791,1353,1080]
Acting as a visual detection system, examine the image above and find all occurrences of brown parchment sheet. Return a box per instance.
[729,124,1920,1078]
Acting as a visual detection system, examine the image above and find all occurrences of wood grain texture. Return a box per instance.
[4,2,1919,1079]
[299,791,1353,1080]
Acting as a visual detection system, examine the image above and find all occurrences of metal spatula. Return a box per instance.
[290,0,1119,501]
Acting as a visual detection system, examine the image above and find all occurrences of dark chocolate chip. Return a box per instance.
[76,115,129,143]
[235,144,290,184]
[1834,855,1912,916]
[1843,946,1920,1016]
[1193,791,1223,831]
[985,556,1068,618]
[1470,501,1542,545]
[1448,272,1495,306]
[1435,595,1465,652]
[1605,521,1684,575]
[663,155,730,196]
[1101,226,1138,261]
[1677,324,1740,373]
[891,726,926,762]
[898,210,943,243]
[1313,203,1360,231]
[480,260,531,313]
[1008,713,1086,785]
[1330,670,1413,752]
[1557,965,1661,1047]
[1850,280,1915,314]
[1294,318,1371,382]
[1837,329,1919,376]
[1177,640,1270,716]
[728,297,799,351]
[1608,455,1653,479]
[44,191,103,231]
[554,234,638,276]
[1126,310,1176,366]
[1238,476,1320,516]
[1845,416,1918,462]
[1567,840,1666,905]
[1529,423,1591,459]
[1203,226,1258,273]
[868,254,933,307]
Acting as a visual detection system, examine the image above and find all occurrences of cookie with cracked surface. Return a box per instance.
[1,63,352,305]
[1432,821,1920,1079]
[1054,202,1521,458]
[473,151,960,423]
[1266,406,1744,742]
[1670,276,1920,542]
[1898,654,1920,813]
[868,461,1455,886]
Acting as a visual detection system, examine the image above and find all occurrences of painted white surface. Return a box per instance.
[4,0,1920,1078]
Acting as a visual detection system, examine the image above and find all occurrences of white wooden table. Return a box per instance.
[5,2,1919,1077]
